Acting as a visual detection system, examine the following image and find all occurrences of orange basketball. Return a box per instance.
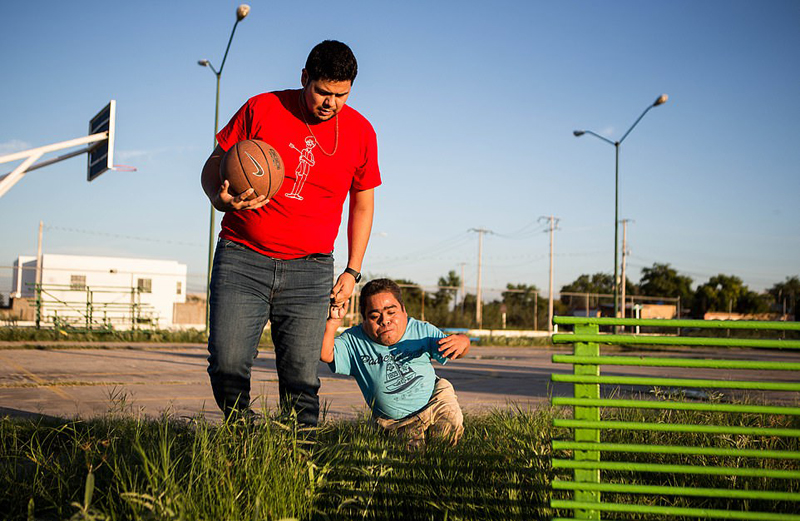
[220,140,285,200]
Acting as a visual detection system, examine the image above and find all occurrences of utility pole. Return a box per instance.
[469,228,492,329]
[539,216,560,333]
[620,219,633,320]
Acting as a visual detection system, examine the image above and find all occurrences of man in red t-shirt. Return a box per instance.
[201,40,381,426]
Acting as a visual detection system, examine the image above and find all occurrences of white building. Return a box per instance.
[12,254,188,329]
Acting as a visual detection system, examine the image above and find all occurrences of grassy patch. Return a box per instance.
[474,335,553,347]
[0,407,557,521]
[1,403,798,520]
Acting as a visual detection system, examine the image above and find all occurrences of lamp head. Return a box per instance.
[197,59,210,67]
[654,94,668,107]
[573,130,585,137]
[236,4,250,21]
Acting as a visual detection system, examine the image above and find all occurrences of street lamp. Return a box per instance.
[198,4,250,334]
[574,94,667,322]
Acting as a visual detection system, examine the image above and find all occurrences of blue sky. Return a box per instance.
[1,0,798,298]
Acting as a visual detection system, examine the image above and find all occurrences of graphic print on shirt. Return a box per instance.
[285,136,316,200]
[383,356,424,395]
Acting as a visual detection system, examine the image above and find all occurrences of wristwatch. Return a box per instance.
[344,267,362,283]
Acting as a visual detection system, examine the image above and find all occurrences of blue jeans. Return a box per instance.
[207,239,333,426]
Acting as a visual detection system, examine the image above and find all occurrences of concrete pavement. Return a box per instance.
[0,344,570,422]
[1,343,797,422]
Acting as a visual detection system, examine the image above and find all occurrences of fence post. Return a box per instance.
[573,322,601,519]
[35,283,41,329]
[86,287,91,330]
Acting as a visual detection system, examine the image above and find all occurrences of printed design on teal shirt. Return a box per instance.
[383,355,424,395]
[384,356,422,394]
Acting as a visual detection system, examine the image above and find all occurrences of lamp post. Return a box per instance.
[198,4,250,334]
[574,94,667,322]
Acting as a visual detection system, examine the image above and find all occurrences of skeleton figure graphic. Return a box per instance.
[285,136,316,200]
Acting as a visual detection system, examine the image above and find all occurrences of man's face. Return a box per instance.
[301,70,351,122]
[362,291,408,346]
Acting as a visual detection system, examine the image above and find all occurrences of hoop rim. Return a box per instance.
[111,164,137,172]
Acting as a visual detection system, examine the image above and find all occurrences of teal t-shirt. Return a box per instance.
[330,317,448,420]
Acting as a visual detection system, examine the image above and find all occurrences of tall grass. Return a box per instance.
[1,414,320,520]
[2,401,798,520]
[314,406,554,520]
[0,405,556,521]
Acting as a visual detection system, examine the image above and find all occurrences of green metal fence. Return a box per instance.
[549,316,800,520]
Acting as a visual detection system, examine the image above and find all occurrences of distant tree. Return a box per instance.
[393,278,424,318]
[432,270,460,310]
[426,271,462,327]
[501,283,539,329]
[639,263,693,303]
[460,293,478,328]
[736,290,772,315]
[560,273,614,297]
[559,272,636,312]
[692,274,745,317]
[767,276,800,320]
[691,274,769,317]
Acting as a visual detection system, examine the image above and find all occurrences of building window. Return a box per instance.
[176,281,182,295]
[70,275,86,290]
[137,278,152,294]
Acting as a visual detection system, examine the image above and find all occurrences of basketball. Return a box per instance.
[220,140,285,200]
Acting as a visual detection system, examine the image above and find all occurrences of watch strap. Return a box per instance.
[344,267,362,282]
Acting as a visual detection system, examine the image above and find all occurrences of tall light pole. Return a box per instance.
[573,94,667,321]
[198,4,250,334]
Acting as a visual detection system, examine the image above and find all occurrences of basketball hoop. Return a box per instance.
[111,164,137,172]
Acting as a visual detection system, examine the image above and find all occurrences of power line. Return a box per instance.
[45,225,203,247]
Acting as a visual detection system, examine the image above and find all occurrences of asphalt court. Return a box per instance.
[0,343,797,422]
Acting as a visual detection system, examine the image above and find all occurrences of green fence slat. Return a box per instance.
[554,418,800,438]
[551,480,800,501]
[551,373,800,391]
[552,397,800,416]
[552,354,800,371]
[552,440,800,460]
[572,323,601,518]
[552,316,800,331]
[552,459,800,479]
[550,500,800,520]
[552,333,800,349]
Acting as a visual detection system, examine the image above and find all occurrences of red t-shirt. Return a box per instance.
[215,89,381,259]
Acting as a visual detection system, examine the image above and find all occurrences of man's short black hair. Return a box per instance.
[305,40,358,83]
[359,278,404,318]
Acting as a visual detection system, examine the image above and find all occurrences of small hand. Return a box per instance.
[213,180,269,211]
[329,300,350,321]
[437,334,470,359]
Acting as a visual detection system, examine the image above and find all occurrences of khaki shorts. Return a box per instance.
[374,377,464,447]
